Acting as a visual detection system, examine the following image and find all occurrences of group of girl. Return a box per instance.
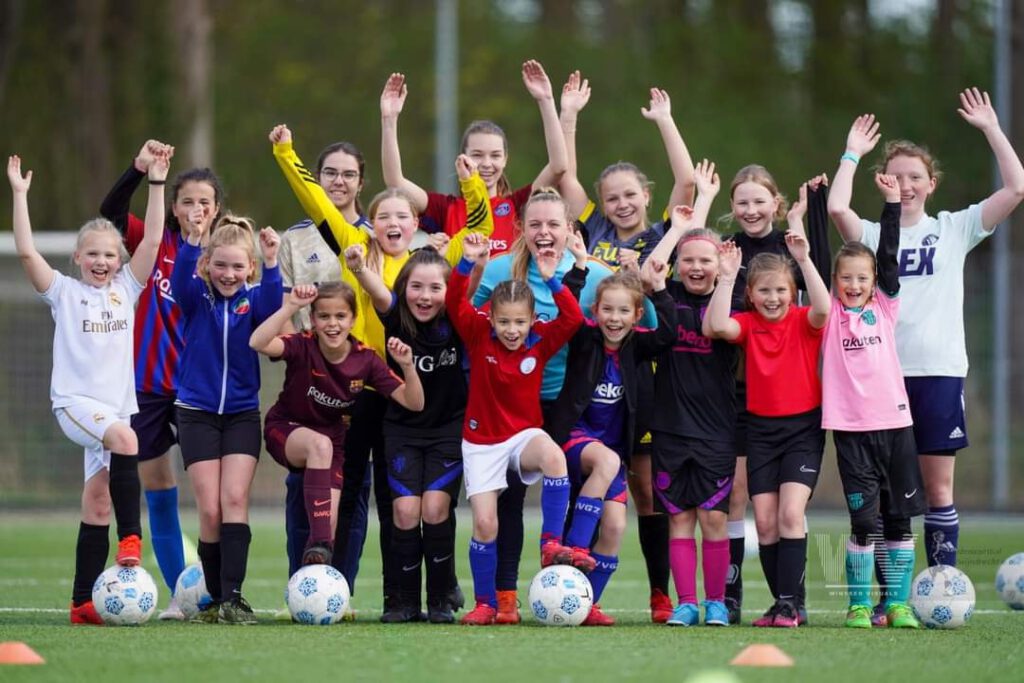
[13,57,1022,631]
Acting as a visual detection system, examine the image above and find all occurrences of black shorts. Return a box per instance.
[834,427,926,520]
[746,408,825,496]
[176,407,261,467]
[384,432,463,499]
[131,392,178,461]
[264,418,345,490]
[651,431,736,514]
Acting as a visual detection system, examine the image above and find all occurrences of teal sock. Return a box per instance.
[885,541,916,604]
[845,540,873,608]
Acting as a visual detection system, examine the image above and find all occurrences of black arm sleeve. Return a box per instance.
[561,264,588,300]
[99,163,145,237]
[806,181,832,286]
[876,201,902,297]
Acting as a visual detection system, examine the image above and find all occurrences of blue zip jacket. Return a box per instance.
[170,241,283,414]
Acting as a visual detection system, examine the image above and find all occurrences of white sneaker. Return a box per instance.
[158,596,186,621]
[341,603,357,622]
[274,603,293,622]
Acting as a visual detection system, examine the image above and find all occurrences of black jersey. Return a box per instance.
[726,230,805,311]
[381,302,466,437]
[650,283,738,445]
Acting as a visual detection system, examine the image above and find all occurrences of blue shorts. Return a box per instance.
[904,377,968,454]
[563,436,628,504]
[131,392,178,461]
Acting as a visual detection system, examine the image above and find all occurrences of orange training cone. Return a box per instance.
[0,642,45,665]
[730,643,794,667]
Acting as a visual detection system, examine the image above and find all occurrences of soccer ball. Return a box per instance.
[173,563,213,618]
[995,552,1024,610]
[909,564,975,629]
[286,564,350,625]
[92,565,158,626]
[528,565,593,626]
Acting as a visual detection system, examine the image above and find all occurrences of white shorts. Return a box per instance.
[462,428,548,498]
[54,399,130,482]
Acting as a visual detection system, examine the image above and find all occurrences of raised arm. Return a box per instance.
[524,60,568,189]
[690,158,720,229]
[957,87,1024,231]
[828,114,880,242]
[703,240,742,341]
[385,338,425,412]
[445,155,495,265]
[646,204,696,268]
[254,227,284,324]
[804,173,832,286]
[250,285,317,357]
[636,257,678,356]
[380,73,429,212]
[128,149,171,284]
[345,243,392,313]
[557,70,592,220]
[874,173,902,297]
[786,184,830,329]
[641,88,696,210]
[100,140,165,236]
[8,156,53,293]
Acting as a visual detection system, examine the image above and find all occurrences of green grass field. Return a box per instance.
[1,511,1022,682]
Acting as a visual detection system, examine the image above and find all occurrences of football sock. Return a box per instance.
[72,522,109,605]
[447,505,459,591]
[846,540,874,608]
[871,514,887,604]
[495,479,526,591]
[669,538,698,605]
[197,539,222,603]
[885,539,916,604]
[924,505,959,567]
[539,476,571,545]
[108,453,141,539]
[220,523,251,600]
[589,552,618,603]
[638,514,670,594]
[145,487,185,591]
[702,538,730,602]
[285,471,309,576]
[423,520,455,602]
[391,526,423,605]
[303,467,333,545]
[758,542,780,599]
[469,538,497,608]
[565,496,603,548]
[776,536,806,603]
[725,520,745,604]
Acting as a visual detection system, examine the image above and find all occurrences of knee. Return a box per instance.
[198,502,221,531]
[473,513,498,542]
[220,486,249,517]
[594,452,620,482]
[139,457,175,490]
[393,499,421,530]
[753,511,777,540]
[923,477,952,506]
[104,424,138,456]
[306,436,333,469]
[701,511,728,538]
[83,487,112,522]
[778,505,805,536]
[421,499,449,526]
[542,447,567,476]
[600,512,627,545]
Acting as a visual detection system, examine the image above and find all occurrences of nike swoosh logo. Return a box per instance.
[312,370,327,378]
[313,498,330,506]
[799,465,817,473]
[402,564,419,572]
[432,554,453,563]
[904,489,917,499]
[716,477,730,488]
[441,460,459,468]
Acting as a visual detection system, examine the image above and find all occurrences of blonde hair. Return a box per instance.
[366,188,416,276]
[723,164,788,225]
[199,214,258,287]
[73,218,129,268]
[745,252,796,309]
[510,187,573,281]
[595,269,644,311]
[874,140,943,186]
[595,162,653,230]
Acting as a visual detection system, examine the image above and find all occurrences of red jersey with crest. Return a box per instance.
[423,185,532,257]
[446,259,583,444]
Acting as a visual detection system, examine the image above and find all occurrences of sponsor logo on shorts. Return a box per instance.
[948,426,965,439]
[716,477,731,488]
[847,492,864,510]
[433,554,453,563]
[93,413,106,424]
[442,459,459,468]
[519,357,537,375]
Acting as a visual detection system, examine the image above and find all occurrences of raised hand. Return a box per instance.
[874,173,900,203]
[259,227,281,264]
[344,244,366,272]
[957,87,999,132]
[455,153,477,180]
[640,88,672,122]
[806,173,829,192]
[460,232,489,264]
[521,59,554,101]
[386,337,414,367]
[618,248,640,276]
[380,73,408,119]
[787,182,808,226]
[135,139,170,173]
[566,230,588,266]
[289,284,318,308]
[426,232,450,258]
[670,204,695,230]
[845,114,881,158]
[149,147,172,183]
[536,249,559,280]
[560,70,591,116]
[693,159,720,200]
[641,256,668,291]
[269,124,292,145]
[7,155,32,193]
[718,241,742,280]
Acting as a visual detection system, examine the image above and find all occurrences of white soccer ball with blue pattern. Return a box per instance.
[173,563,212,618]
[910,565,975,629]
[92,564,158,625]
[286,564,350,625]
[995,552,1024,610]
[528,565,593,626]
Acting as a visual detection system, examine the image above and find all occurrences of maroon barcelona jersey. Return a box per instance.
[265,333,403,438]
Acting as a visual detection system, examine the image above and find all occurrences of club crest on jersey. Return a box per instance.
[860,310,876,325]
[108,291,122,306]
[232,297,250,315]
[349,379,364,393]
[494,202,512,217]
[519,357,537,375]
[921,233,939,246]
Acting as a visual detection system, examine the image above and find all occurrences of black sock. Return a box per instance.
[72,522,109,605]
[637,514,670,594]
[220,523,252,601]
[197,539,223,603]
[726,536,745,603]
[776,536,807,603]
[447,508,459,592]
[495,479,527,591]
[108,453,141,539]
[759,542,780,599]
[423,520,455,603]
[391,526,422,607]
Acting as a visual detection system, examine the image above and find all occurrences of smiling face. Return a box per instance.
[311,296,355,354]
[464,132,507,194]
[676,238,721,296]
[594,286,642,349]
[404,263,447,323]
[834,254,876,309]
[74,230,123,287]
[598,170,649,235]
[319,149,363,211]
[372,196,417,256]
[523,199,569,261]
[884,154,936,224]
[205,244,254,297]
[172,180,219,238]
[748,270,794,322]
[731,181,779,238]
[490,300,534,351]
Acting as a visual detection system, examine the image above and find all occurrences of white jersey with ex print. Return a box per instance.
[40,268,145,414]
[859,202,987,378]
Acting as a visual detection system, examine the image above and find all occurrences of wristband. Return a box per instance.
[841,151,860,165]
[148,179,166,185]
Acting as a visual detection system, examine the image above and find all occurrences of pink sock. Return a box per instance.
[669,538,697,605]
[702,538,730,601]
